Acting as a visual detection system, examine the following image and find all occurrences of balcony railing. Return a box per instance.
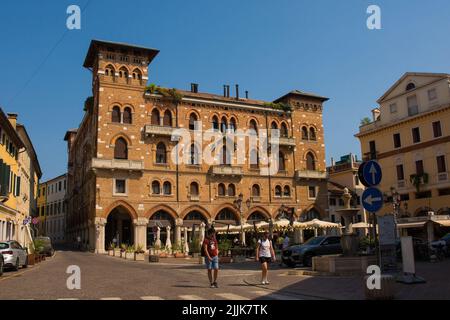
[90,158,144,171]
[296,170,327,180]
[278,136,296,146]
[210,165,243,176]
[145,125,175,137]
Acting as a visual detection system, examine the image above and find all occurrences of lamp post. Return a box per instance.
[390,187,401,239]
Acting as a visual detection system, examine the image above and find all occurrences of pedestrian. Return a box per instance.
[202,227,219,288]
[282,234,290,250]
[255,231,276,285]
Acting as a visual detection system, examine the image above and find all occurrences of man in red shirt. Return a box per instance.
[203,227,219,288]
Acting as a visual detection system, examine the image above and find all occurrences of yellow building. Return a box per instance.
[0,108,24,241]
[356,72,450,241]
[37,183,47,235]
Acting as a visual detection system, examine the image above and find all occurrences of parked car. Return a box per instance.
[431,233,450,257]
[34,236,54,257]
[0,240,28,270]
[0,253,4,276]
[282,236,342,267]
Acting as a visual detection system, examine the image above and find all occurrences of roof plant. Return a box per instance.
[263,102,292,112]
[144,84,183,105]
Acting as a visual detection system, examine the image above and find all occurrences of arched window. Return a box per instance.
[114,138,128,160]
[216,209,236,221]
[220,117,227,133]
[212,116,219,131]
[152,181,161,195]
[190,182,199,196]
[280,122,288,137]
[248,212,266,222]
[306,152,316,171]
[283,186,291,197]
[406,82,416,91]
[249,119,258,136]
[218,183,226,196]
[229,118,237,132]
[252,184,260,197]
[189,144,199,165]
[271,121,278,130]
[301,126,309,140]
[151,109,160,125]
[163,110,172,127]
[132,69,142,82]
[249,148,259,169]
[221,144,231,165]
[309,127,316,140]
[123,107,132,124]
[278,151,286,171]
[163,181,171,195]
[275,185,282,197]
[156,143,167,164]
[105,65,115,79]
[189,113,198,130]
[228,184,236,197]
[119,67,128,81]
[112,106,121,123]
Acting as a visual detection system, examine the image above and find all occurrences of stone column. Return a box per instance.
[175,219,183,247]
[165,226,172,250]
[94,217,107,254]
[299,229,304,243]
[199,222,206,248]
[314,228,318,237]
[133,218,149,251]
[240,217,246,246]
[293,228,300,243]
[426,221,434,247]
[183,227,189,253]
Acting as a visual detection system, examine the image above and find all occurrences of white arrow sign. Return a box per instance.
[369,163,378,185]
[364,194,382,206]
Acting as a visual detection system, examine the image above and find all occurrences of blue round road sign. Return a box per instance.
[362,160,382,186]
[362,187,384,212]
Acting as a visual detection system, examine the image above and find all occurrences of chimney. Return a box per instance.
[331,157,335,167]
[245,91,249,99]
[190,83,198,93]
[235,84,239,100]
[7,113,18,129]
[223,85,227,97]
[371,108,381,122]
[225,85,230,98]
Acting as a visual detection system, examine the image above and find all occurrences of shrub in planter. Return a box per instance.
[120,243,127,258]
[190,237,201,258]
[134,244,145,261]
[149,254,159,263]
[27,253,35,266]
[125,245,135,260]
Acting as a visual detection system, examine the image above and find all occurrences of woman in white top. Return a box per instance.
[255,231,276,285]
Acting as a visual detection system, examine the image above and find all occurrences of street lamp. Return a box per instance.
[390,187,401,238]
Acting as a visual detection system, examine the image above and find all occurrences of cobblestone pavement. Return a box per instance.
[0,250,448,300]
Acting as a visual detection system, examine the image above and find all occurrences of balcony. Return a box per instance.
[144,125,175,137]
[90,158,144,171]
[278,136,296,147]
[296,170,327,180]
[210,165,243,177]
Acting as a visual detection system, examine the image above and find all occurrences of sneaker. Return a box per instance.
[210,283,215,288]
[213,282,219,288]
[264,280,270,285]
[261,280,266,285]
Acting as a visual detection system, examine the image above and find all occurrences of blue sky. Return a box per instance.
[1,0,450,181]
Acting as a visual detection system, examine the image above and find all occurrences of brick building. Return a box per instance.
[65,40,330,253]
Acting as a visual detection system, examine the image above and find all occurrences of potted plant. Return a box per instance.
[190,237,201,258]
[33,239,45,263]
[24,247,35,266]
[218,239,233,263]
[159,245,168,258]
[119,243,127,258]
[172,244,185,258]
[134,244,145,261]
[125,245,135,260]
[108,243,116,256]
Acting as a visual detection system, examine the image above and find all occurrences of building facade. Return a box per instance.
[327,154,368,234]
[0,109,41,248]
[356,72,450,241]
[37,174,67,243]
[65,40,330,253]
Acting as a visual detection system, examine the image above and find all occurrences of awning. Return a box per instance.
[351,222,373,229]
[435,220,450,227]
[397,221,427,229]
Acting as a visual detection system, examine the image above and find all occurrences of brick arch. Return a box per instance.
[108,102,123,112]
[102,200,138,220]
[414,206,433,217]
[301,205,326,220]
[118,65,130,73]
[110,133,132,146]
[145,204,179,220]
[180,205,211,220]
[303,149,318,160]
[246,206,271,220]
[214,203,240,221]
[122,104,135,113]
